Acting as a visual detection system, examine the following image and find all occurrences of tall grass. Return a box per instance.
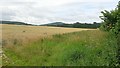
[3,30,117,66]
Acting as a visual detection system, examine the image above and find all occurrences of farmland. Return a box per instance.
[1,24,117,66]
[1,24,94,66]
[1,24,92,47]
[0,0,120,67]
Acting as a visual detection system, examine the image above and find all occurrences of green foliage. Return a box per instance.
[100,1,120,34]
[3,30,117,66]
[100,1,120,66]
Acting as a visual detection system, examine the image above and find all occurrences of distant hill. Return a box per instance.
[1,21,101,28]
[41,22,101,29]
[41,22,65,26]
[0,21,32,25]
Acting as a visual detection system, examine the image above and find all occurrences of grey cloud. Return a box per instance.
[0,8,16,20]
[0,0,119,24]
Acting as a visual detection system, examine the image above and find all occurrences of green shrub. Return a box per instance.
[100,1,120,66]
[100,1,120,35]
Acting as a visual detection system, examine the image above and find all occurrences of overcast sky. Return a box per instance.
[0,0,119,25]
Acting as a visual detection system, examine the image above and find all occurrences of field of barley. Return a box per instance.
[1,24,93,47]
[1,24,117,66]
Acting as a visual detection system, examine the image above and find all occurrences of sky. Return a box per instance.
[0,0,119,25]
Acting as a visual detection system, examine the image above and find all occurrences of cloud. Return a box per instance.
[0,0,119,25]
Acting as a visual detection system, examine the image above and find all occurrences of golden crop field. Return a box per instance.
[0,24,95,66]
[1,24,94,47]
[0,24,118,66]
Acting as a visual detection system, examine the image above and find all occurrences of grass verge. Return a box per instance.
[2,30,117,66]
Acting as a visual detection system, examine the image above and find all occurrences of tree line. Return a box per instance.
[44,22,101,29]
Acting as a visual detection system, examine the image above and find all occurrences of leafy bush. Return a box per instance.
[100,1,120,35]
[100,1,120,66]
